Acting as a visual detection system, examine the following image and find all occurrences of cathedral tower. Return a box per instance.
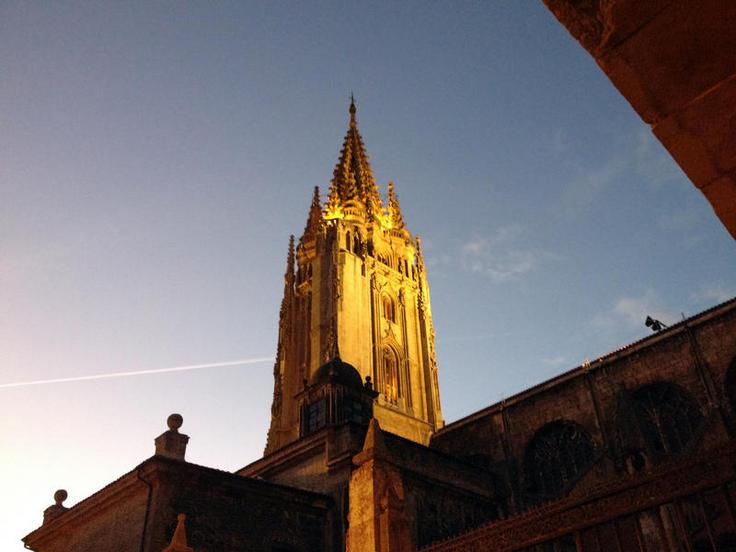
[265,100,443,454]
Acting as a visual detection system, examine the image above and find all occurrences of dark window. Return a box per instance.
[524,421,595,498]
[345,399,364,424]
[631,382,703,457]
[305,399,326,434]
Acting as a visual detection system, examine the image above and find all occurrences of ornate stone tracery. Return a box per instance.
[524,420,596,499]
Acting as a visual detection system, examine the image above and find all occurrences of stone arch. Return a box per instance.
[377,249,392,268]
[523,420,596,499]
[614,381,704,468]
[631,381,704,457]
[382,294,396,323]
[381,345,401,405]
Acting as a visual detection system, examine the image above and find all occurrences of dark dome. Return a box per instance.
[311,357,363,390]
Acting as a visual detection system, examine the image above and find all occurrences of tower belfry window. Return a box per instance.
[382,347,400,405]
[383,295,396,323]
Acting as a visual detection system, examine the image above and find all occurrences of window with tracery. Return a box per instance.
[382,347,400,405]
[630,382,703,457]
[524,421,595,498]
[383,295,396,323]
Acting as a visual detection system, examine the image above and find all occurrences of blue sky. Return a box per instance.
[1,2,735,549]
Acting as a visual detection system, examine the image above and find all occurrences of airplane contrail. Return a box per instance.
[0,357,274,389]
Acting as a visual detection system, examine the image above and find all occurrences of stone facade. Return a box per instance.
[542,0,736,239]
[22,101,736,552]
[265,98,443,454]
[24,454,334,552]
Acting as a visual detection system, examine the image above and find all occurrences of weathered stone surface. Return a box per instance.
[24,457,334,552]
[544,0,736,238]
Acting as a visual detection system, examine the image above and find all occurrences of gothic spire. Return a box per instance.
[386,181,405,229]
[279,235,295,320]
[302,186,323,240]
[325,98,383,219]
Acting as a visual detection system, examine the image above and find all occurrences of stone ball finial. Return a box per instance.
[167,413,183,431]
[54,489,67,506]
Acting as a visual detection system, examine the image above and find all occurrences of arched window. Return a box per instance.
[383,295,396,323]
[524,421,595,498]
[353,233,361,255]
[382,347,400,404]
[630,382,703,457]
[345,231,352,252]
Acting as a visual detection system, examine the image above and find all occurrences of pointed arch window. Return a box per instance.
[382,347,400,405]
[382,295,396,323]
[630,382,703,457]
[524,421,595,498]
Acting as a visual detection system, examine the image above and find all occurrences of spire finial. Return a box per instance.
[287,235,295,274]
[349,93,356,126]
[303,186,324,238]
[386,181,406,230]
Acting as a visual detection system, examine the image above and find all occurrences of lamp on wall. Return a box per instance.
[645,316,668,332]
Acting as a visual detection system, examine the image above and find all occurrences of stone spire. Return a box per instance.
[302,186,323,240]
[386,182,405,230]
[282,235,296,312]
[265,236,295,454]
[325,98,383,220]
[162,514,194,552]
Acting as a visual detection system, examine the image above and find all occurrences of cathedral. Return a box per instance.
[23,102,736,552]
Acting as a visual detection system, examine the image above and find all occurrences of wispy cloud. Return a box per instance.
[593,290,678,331]
[439,331,513,344]
[691,284,736,306]
[561,155,628,216]
[634,129,682,187]
[559,127,686,216]
[656,208,702,232]
[459,225,557,283]
[542,355,567,367]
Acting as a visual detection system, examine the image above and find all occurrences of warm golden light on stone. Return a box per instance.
[265,100,443,455]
